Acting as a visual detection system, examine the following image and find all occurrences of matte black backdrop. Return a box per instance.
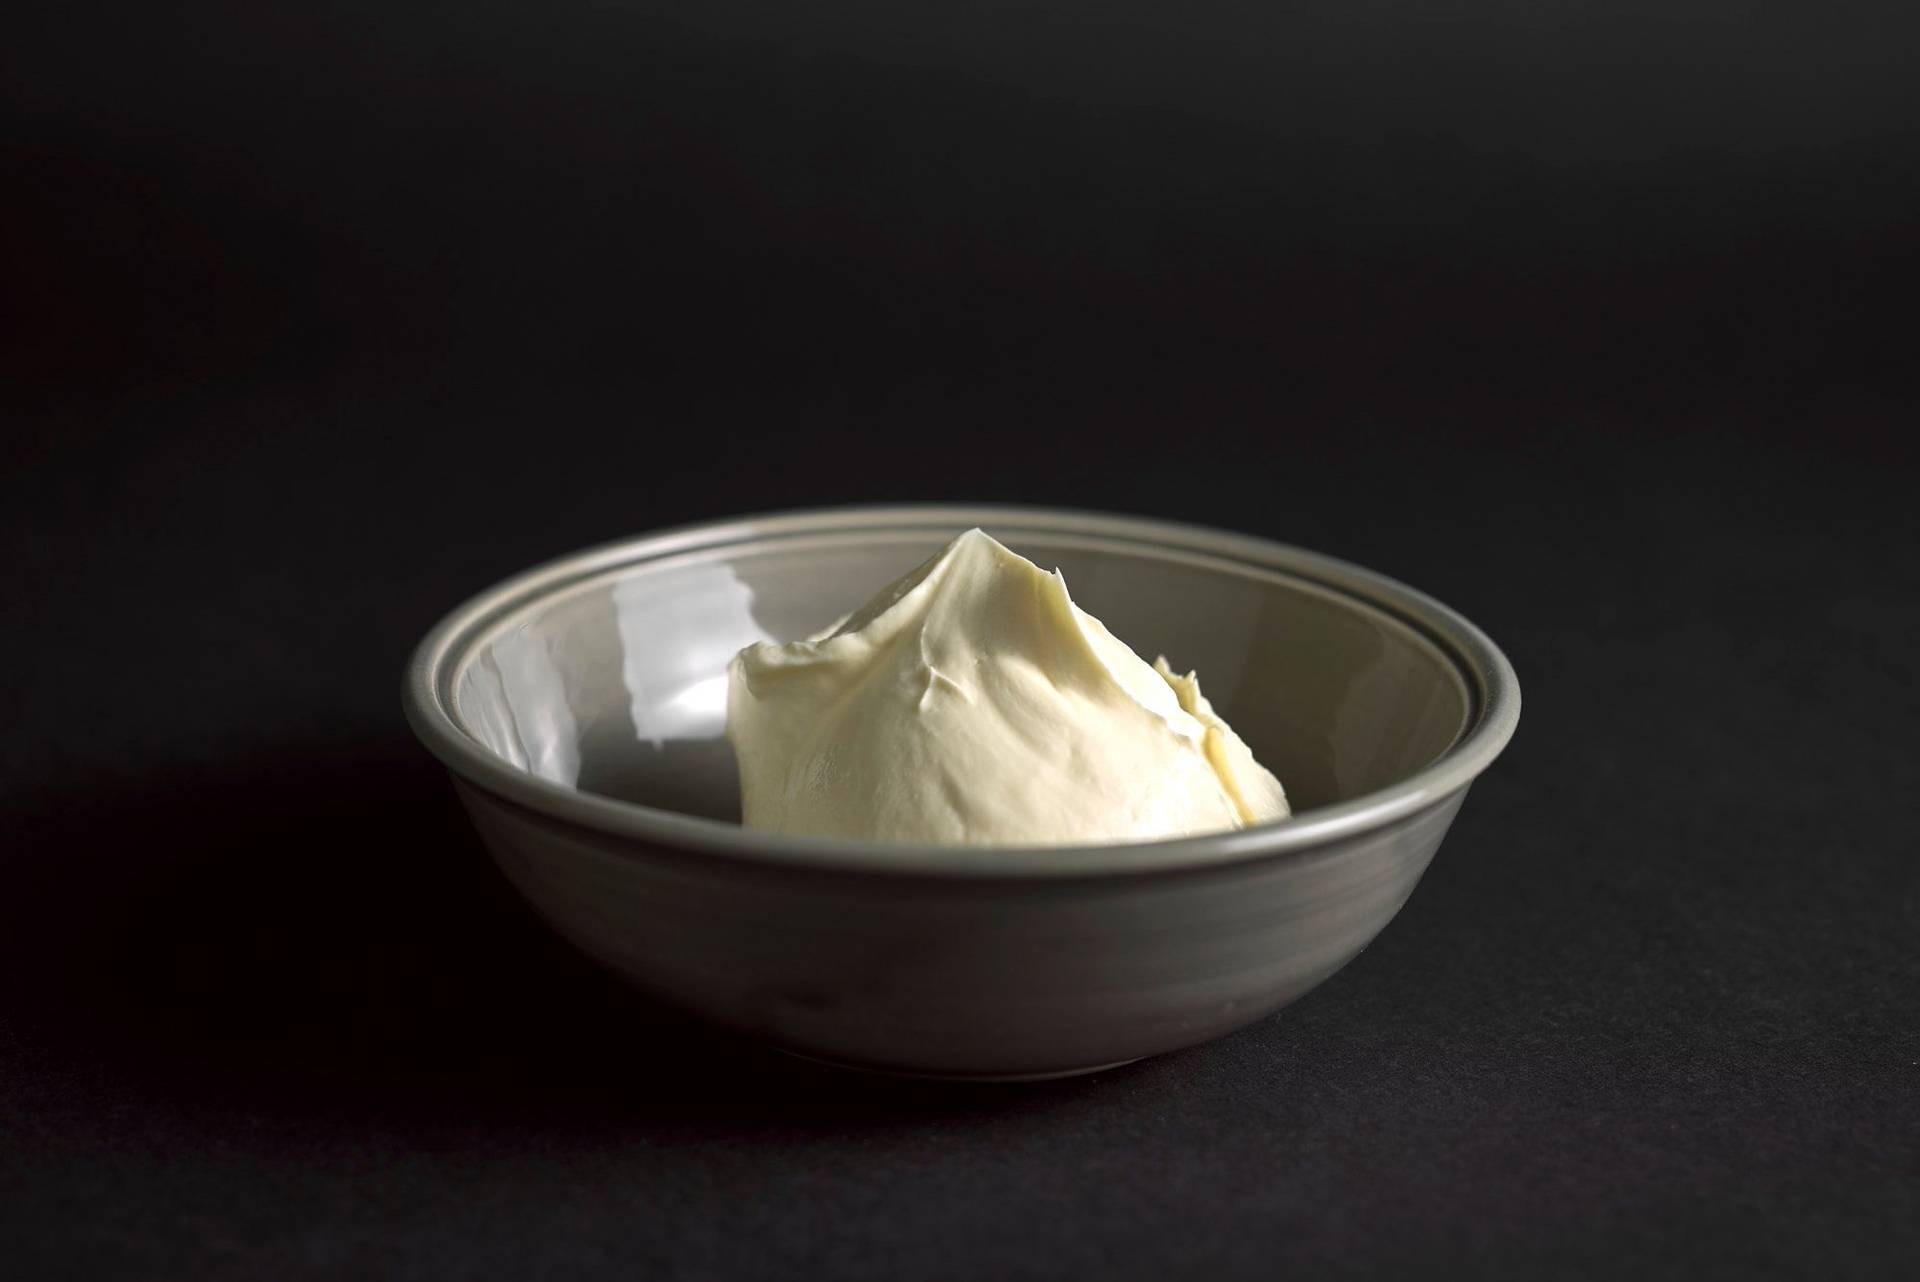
[5,3,1917,1278]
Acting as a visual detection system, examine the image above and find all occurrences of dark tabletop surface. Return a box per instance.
[6,4,1917,1278]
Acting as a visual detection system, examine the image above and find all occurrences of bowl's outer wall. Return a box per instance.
[455,776,1467,1077]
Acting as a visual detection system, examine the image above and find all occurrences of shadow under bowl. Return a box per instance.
[404,506,1519,1079]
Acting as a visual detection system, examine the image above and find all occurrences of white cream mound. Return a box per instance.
[726,528,1288,845]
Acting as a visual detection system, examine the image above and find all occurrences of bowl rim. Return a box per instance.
[403,504,1520,877]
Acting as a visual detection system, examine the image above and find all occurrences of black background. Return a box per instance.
[5,3,1917,1277]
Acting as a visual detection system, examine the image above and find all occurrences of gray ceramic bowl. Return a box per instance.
[404,506,1519,1080]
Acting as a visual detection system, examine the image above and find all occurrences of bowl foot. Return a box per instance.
[778,1048,1142,1083]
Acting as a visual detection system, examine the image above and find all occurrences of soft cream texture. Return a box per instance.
[726,529,1289,846]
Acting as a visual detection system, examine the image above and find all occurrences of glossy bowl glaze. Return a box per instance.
[404,507,1519,1079]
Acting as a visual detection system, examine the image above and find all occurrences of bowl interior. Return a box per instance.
[449,529,1474,824]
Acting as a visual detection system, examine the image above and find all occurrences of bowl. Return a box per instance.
[403,506,1519,1080]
